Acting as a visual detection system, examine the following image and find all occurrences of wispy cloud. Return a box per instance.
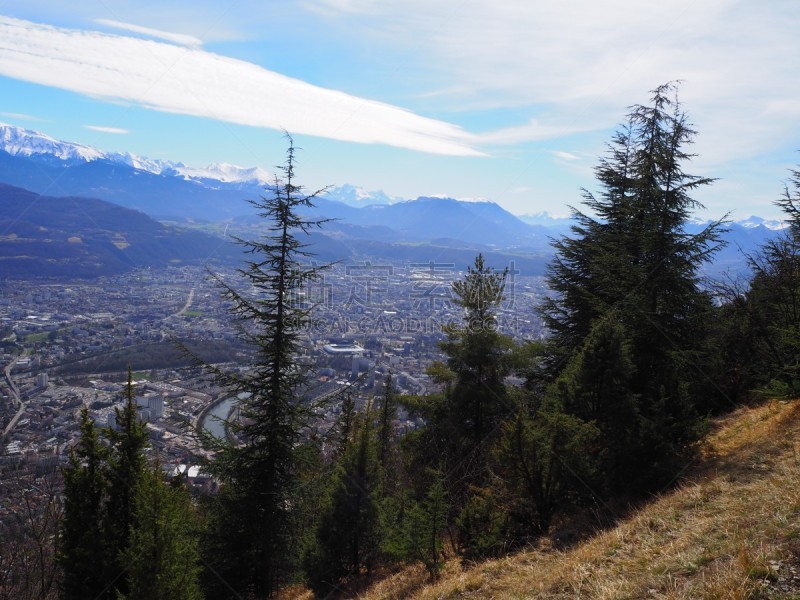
[305,0,800,164]
[85,125,129,134]
[94,18,203,47]
[0,112,41,121]
[551,151,581,161]
[479,119,599,146]
[0,16,481,156]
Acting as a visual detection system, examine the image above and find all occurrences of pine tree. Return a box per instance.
[121,468,203,600]
[403,470,449,579]
[58,407,109,600]
[103,370,149,597]
[413,255,513,496]
[550,316,639,489]
[376,373,399,492]
[200,136,330,598]
[441,254,513,447]
[304,409,381,596]
[495,391,599,535]
[60,373,202,600]
[735,166,800,398]
[540,83,724,490]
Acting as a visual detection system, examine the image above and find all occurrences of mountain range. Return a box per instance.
[0,122,785,279]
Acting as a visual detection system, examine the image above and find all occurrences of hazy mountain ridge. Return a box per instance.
[0,122,785,278]
[0,183,240,278]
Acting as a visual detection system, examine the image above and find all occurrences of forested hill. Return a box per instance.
[334,400,800,600]
[0,183,239,278]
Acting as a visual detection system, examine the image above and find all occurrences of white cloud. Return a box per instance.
[551,151,581,161]
[85,125,129,134]
[94,18,203,47]
[304,0,800,164]
[0,112,41,121]
[0,16,481,156]
[479,119,600,145]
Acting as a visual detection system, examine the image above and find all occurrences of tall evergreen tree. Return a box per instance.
[442,254,512,447]
[58,407,108,600]
[733,165,800,398]
[402,470,449,579]
[200,136,330,598]
[376,373,399,491]
[304,409,381,596]
[99,370,150,598]
[121,468,203,600]
[60,373,202,600]
[416,255,513,489]
[541,83,725,491]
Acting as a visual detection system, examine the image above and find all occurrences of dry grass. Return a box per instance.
[351,400,800,600]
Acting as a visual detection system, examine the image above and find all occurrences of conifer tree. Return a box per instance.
[103,370,149,597]
[121,468,203,600]
[304,409,381,596]
[540,83,724,490]
[376,373,399,491]
[442,254,512,447]
[60,372,203,600]
[200,136,330,598]
[58,407,108,600]
[403,470,449,579]
[741,166,800,397]
[494,394,599,534]
[415,255,513,494]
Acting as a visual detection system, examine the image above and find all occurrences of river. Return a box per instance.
[201,396,239,439]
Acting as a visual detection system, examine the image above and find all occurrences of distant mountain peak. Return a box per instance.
[322,184,394,207]
[0,122,271,186]
[175,162,271,184]
[739,215,787,231]
[0,122,105,163]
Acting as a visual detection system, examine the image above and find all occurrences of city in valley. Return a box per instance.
[0,262,546,504]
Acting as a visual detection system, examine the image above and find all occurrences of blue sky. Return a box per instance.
[0,1,798,219]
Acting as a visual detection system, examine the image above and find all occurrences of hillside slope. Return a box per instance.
[305,401,800,599]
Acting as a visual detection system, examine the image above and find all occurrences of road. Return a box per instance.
[1,355,25,441]
[173,287,196,318]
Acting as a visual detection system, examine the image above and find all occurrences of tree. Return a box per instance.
[0,471,63,600]
[58,372,202,600]
[412,255,514,498]
[102,370,149,598]
[729,165,800,398]
[550,317,639,489]
[376,373,399,492]
[540,83,724,491]
[200,136,330,598]
[401,471,449,579]
[120,468,203,600]
[58,408,108,600]
[304,409,381,596]
[441,254,512,447]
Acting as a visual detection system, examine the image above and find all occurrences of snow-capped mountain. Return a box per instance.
[0,122,105,163]
[738,215,787,231]
[175,162,271,185]
[0,122,271,185]
[321,183,394,207]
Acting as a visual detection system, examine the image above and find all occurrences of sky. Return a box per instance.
[0,1,798,220]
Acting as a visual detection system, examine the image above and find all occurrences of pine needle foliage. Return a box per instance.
[540,82,726,492]
[200,135,331,598]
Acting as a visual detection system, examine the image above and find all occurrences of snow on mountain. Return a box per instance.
[0,122,105,163]
[0,122,270,186]
[322,184,394,206]
[175,162,271,185]
[738,215,787,231]
[105,150,180,175]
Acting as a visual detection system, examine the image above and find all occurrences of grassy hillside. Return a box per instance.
[290,400,800,599]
